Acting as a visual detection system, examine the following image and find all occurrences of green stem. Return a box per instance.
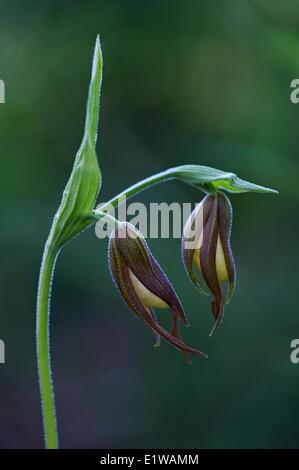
[36,240,59,449]
[89,210,120,226]
[96,166,209,215]
[94,164,277,216]
[100,168,178,211]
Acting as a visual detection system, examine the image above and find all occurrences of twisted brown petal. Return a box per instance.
[115,223,188,325]
[171,313,192,364]
[181,197,210,295]
[218,193,236,304]
[108,223,207,359]
[199,194,224,336]
[181,191,236,336]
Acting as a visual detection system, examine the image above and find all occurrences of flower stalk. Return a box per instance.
[94,164,277,216]
[36,36,103,449]
[35,35,278,449]
[36,243,59,449]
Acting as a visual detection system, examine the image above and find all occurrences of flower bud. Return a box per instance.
[182,193,235,335]
[109,222,207,361]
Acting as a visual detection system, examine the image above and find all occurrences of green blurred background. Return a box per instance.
[0,0,298,449]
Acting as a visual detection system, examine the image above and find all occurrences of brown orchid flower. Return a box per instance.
[109,222,207,362]
[182,192,235,336]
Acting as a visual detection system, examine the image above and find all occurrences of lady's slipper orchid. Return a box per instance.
[182,192,236,336]
[109,222,207,361]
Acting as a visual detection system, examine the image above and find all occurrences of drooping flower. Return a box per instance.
[182,192,236,336]
[109,222,207,361]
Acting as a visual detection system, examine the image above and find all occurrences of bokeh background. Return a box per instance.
[0,0,298,449]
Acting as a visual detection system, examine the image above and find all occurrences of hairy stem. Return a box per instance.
[99,168,180,212]
[89,210,120,226]
[36,241,59,449]
[95,166,207,215]
[95,164,277,217]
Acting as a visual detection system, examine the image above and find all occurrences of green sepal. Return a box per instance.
[171,165,278,194]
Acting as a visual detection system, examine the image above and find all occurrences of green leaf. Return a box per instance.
[47,36,103,249]
[170,165,278,194]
